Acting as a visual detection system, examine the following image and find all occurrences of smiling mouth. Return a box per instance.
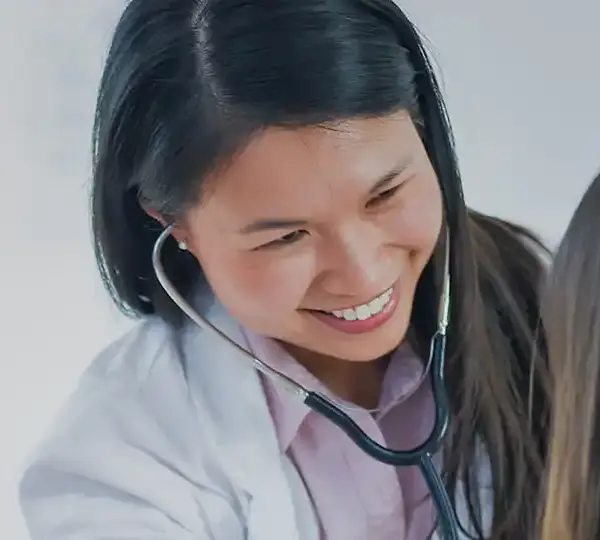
[306,285,399,335]
[311,286,394,321]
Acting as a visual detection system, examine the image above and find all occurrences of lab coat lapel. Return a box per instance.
[181,296,307,540]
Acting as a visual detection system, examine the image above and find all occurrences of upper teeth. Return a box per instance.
[330,288,393,321]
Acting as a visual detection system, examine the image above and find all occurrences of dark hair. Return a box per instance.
[538,172,600,540]
[91,0,550,537]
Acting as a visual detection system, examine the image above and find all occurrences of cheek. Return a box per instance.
[389,179,443,253]
[194,244,315,326]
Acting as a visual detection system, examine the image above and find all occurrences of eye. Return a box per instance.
[260,230,308,249]
[367,185,402,208]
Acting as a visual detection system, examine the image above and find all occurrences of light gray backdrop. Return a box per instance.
[1,1,598,538]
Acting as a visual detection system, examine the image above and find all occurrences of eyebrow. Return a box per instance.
[238,158,412,234]
[368,159,412,194]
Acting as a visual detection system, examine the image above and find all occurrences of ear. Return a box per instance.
[141,203,188,246]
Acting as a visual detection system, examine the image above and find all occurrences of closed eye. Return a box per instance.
[366,185,402,208]
[256,230,309,250]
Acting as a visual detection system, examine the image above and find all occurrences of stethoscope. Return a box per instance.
[152,225,460,540]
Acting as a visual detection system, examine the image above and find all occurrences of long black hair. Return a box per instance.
[91,1,550,537]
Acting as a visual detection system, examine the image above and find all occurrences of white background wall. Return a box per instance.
[1,1,598,538]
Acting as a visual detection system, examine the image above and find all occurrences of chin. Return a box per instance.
[320,333,407,363]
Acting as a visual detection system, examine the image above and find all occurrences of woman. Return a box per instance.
[19,0,550,538]
[539,172,600,540]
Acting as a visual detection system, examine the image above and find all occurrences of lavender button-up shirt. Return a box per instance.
[243,329,438,540]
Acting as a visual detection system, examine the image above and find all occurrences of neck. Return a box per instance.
[282,344,388,409]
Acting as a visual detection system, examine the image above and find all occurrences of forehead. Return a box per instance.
[199,111,420,224]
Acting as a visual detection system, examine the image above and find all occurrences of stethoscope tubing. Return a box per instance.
[152,225,459,539]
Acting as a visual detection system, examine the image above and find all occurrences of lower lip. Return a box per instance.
[308,287,399,335]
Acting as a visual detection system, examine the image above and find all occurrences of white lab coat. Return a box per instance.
[19,297,492,539]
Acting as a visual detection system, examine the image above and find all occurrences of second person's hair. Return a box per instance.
[539,171,600,540]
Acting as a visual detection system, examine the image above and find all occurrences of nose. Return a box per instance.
[317,225,396,299]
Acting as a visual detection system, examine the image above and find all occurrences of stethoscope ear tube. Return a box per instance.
[153,223,459,539]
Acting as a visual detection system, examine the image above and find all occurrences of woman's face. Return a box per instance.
[180,110,443,362]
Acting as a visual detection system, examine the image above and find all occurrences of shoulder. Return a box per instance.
[31,317,195,452]
[19,317,244,538]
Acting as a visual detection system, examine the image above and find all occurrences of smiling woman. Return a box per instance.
[19,1,550,539]
[175,112,441,375]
